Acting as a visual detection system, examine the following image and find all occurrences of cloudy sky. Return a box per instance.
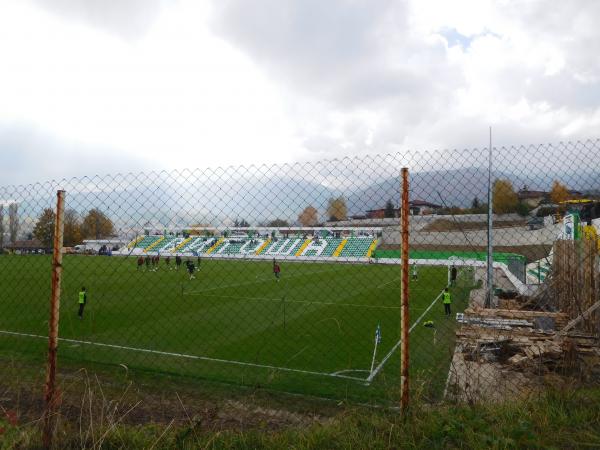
[0,0,598,185]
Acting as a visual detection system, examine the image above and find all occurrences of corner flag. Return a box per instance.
[375,324,382,344]
[370,324,382,375]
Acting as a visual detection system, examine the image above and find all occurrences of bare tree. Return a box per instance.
[268,219,289,227]
[8,203,19,244]
[384,200,396,218]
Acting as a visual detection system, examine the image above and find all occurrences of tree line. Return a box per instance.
[14,179,576,251]
[225,197,349,229]
[0,203,19,249]
[33,208,115,248]
[491,179,573,215]
[436,179,576,216]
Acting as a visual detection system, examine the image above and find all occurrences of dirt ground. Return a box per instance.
[0,359,339,433]
[421,219,526,232]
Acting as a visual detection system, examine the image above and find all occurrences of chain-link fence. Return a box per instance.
[1,140,599,416]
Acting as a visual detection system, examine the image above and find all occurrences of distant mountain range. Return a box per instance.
[347,167,600,214]
[4,166,600,233]
[346,167,499,214]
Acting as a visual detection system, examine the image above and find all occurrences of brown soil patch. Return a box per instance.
[422,219,526,232]
[0,360,336,433]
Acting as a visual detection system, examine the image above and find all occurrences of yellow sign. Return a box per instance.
[560,199,594,204]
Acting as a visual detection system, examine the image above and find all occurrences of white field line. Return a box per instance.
[331,369,371,376]
[0,329,365,382]
[377,277,400,289]
[365,290,444,384]
[201,294,402,309]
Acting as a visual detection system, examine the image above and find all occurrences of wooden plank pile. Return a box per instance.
[448,238,600,400]
[457,307,599,376]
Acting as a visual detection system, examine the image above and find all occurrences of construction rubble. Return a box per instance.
[446,238,600,402]
[445,305,600,403]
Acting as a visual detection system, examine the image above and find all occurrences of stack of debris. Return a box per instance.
[459,306,599,372]
[447,238,600,402]
[446,305,600,402]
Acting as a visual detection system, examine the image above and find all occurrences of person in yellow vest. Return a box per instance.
[78,287,87,319]
[443,287,452,316]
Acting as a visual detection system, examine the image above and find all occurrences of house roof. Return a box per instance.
[366,207,398,213]
[518,190,548,199]
[5,239,46,249]
[409,200,442,208]
[367,200,441,212]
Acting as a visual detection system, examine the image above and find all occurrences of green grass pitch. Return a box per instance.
[0,255,474,403]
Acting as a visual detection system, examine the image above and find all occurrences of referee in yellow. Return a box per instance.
[443,287,452,316]
[78,287,87,320]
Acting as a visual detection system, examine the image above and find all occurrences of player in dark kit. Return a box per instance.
[165,256,171,270]
[273,262,281,281]
[450,266,458,287]
[175,255,182,270]
[145,255,151,271]
[137,256,144,270]
[186,260,196,279]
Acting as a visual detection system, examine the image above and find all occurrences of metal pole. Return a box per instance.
[485,127,494,308]
[43,190,65,449]
[400,168,410,411]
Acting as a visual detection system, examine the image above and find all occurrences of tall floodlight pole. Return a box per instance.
[485,127,494,308]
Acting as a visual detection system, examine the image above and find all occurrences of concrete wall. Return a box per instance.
[382,223,562,247]
[327,213,524,231]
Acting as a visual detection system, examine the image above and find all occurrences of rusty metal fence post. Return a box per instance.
[400,168,410,411]
[42,190,65,449]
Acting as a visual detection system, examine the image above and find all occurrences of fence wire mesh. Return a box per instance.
[1,139,600,406]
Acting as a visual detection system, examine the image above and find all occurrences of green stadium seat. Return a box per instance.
[339,237,374,258]
[134,236,161,249]
[320,238,343,257]
[137,235,377,259]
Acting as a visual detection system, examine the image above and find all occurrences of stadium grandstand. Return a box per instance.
[122,227,382,261]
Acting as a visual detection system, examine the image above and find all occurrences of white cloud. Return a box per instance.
[0,0,599,185]
[0,0,306,183]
